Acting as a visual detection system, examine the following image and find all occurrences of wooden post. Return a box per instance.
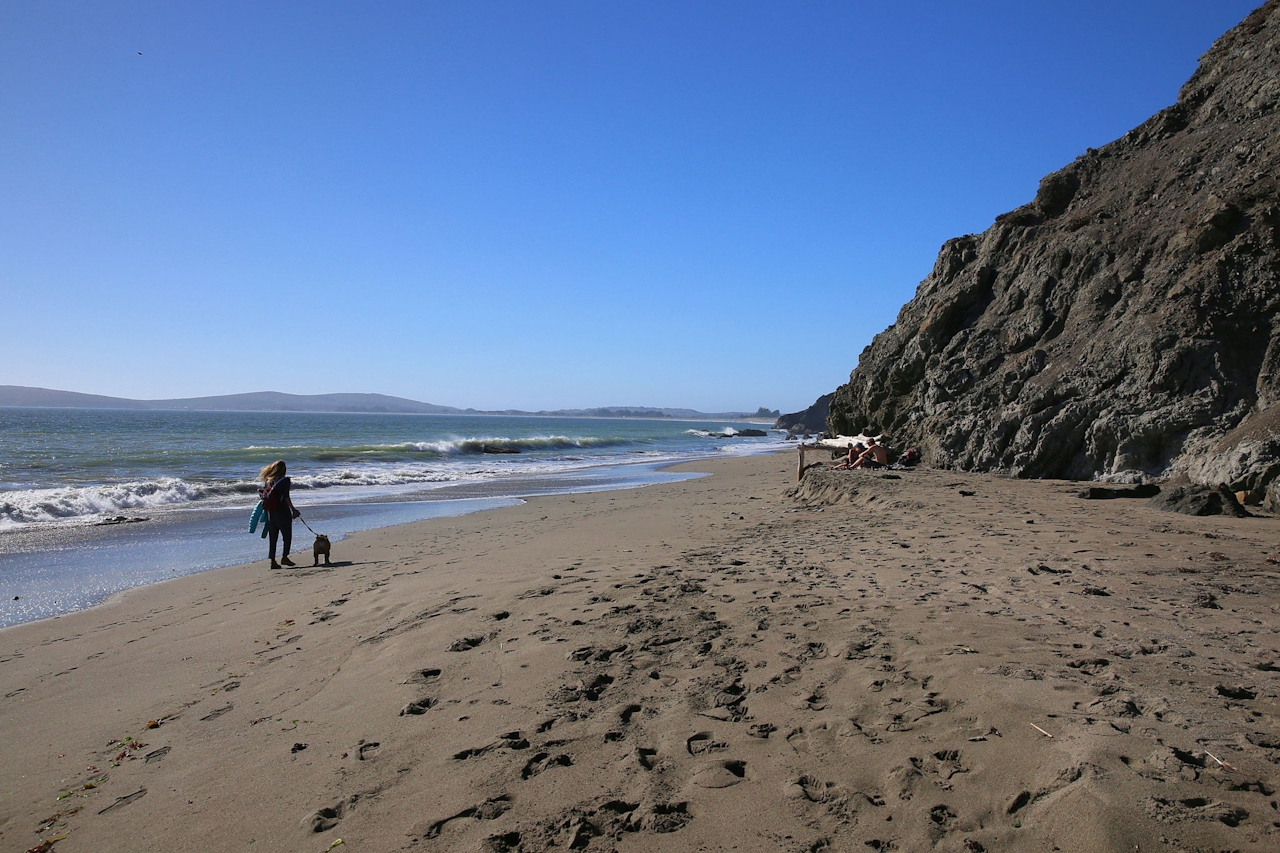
[798,443,805,481]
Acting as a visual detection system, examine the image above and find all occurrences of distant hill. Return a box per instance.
[147,391,462,414]
[0,386,460,414]
[0,386,151,410]
[0,386,773,420]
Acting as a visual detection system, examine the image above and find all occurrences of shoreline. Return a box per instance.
[3,453,1279,852]
[0,457,709,634]
[0,455,727,630]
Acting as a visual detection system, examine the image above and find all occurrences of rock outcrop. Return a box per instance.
[822,1,1280,496]
[775,393,832,435]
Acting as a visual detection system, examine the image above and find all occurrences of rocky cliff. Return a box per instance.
[775,393,831,435]
[823,1,1280,496]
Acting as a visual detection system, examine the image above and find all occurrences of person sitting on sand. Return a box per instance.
[852,437,889,469]
[259,460,301,570]
[831,441,865,470]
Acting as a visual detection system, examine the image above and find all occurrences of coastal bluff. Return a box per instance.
[793,2,1280,500]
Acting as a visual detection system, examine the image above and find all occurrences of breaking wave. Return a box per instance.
[0,478,220,527]
[0,468,480,528]
[395,435,636,455]
[225,435,639,463]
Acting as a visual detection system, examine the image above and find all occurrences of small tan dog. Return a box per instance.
[312,534,331,566]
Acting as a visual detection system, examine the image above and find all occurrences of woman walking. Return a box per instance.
[259,460,300,569]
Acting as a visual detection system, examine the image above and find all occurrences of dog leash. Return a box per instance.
[295,512,322,537]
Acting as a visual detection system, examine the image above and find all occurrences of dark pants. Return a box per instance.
[267,509,292,560]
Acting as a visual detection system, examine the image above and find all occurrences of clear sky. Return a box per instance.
[1,1,1261,413]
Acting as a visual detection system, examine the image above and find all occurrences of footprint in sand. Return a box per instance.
[1006,764,1090,814]
[143,746,170,763]
[888,764,923,801]
[686,732,728,755]
[648,670,678,687]
[787,728,810,753]
[453,732,530,760]
[448,635,486,652]
[424,795,513,838]
[568,644,628,662]
[798,641,827,661]
[98,788,147,814]
[712,681,746,708]
[200,703,233,721]
[481,831,523,852]
[692,759,747,788]
[400,697,437,716]
[785,775,861,817]
[357,741,381,760]
[521,751,572,779]
[930,804,957,829]
[554,673,614,702]
[545,799,644,842]
[406,667,441,684]
[798,687,827,711]
[771,665,802,684]
[644,802,692,833]
[1148,795,1249,827]
[303,798,349,832]
[1215,684,1257,700]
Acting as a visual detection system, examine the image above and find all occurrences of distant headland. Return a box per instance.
[0,385,779,421]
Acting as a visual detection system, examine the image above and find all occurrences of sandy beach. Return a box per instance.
[3,451,1280,852]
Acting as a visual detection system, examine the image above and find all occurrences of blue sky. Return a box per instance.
[1,1,1260,413]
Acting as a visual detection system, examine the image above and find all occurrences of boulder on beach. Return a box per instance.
[1147,484,1249,518]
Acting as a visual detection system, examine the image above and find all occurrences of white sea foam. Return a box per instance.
[291,469,462,489]
[0,469,478,527]
[685,427,750,439]
[395,435,636,454]
[0,478,208,526]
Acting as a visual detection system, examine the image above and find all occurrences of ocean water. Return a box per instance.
[0,408,786,627]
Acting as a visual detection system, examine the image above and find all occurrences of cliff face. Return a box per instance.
[827,1,1280,491]
[775,393,831,435]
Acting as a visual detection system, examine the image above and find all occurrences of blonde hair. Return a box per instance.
[259,460,286,483]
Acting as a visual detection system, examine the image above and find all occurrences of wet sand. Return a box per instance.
[2,452,1279,852]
